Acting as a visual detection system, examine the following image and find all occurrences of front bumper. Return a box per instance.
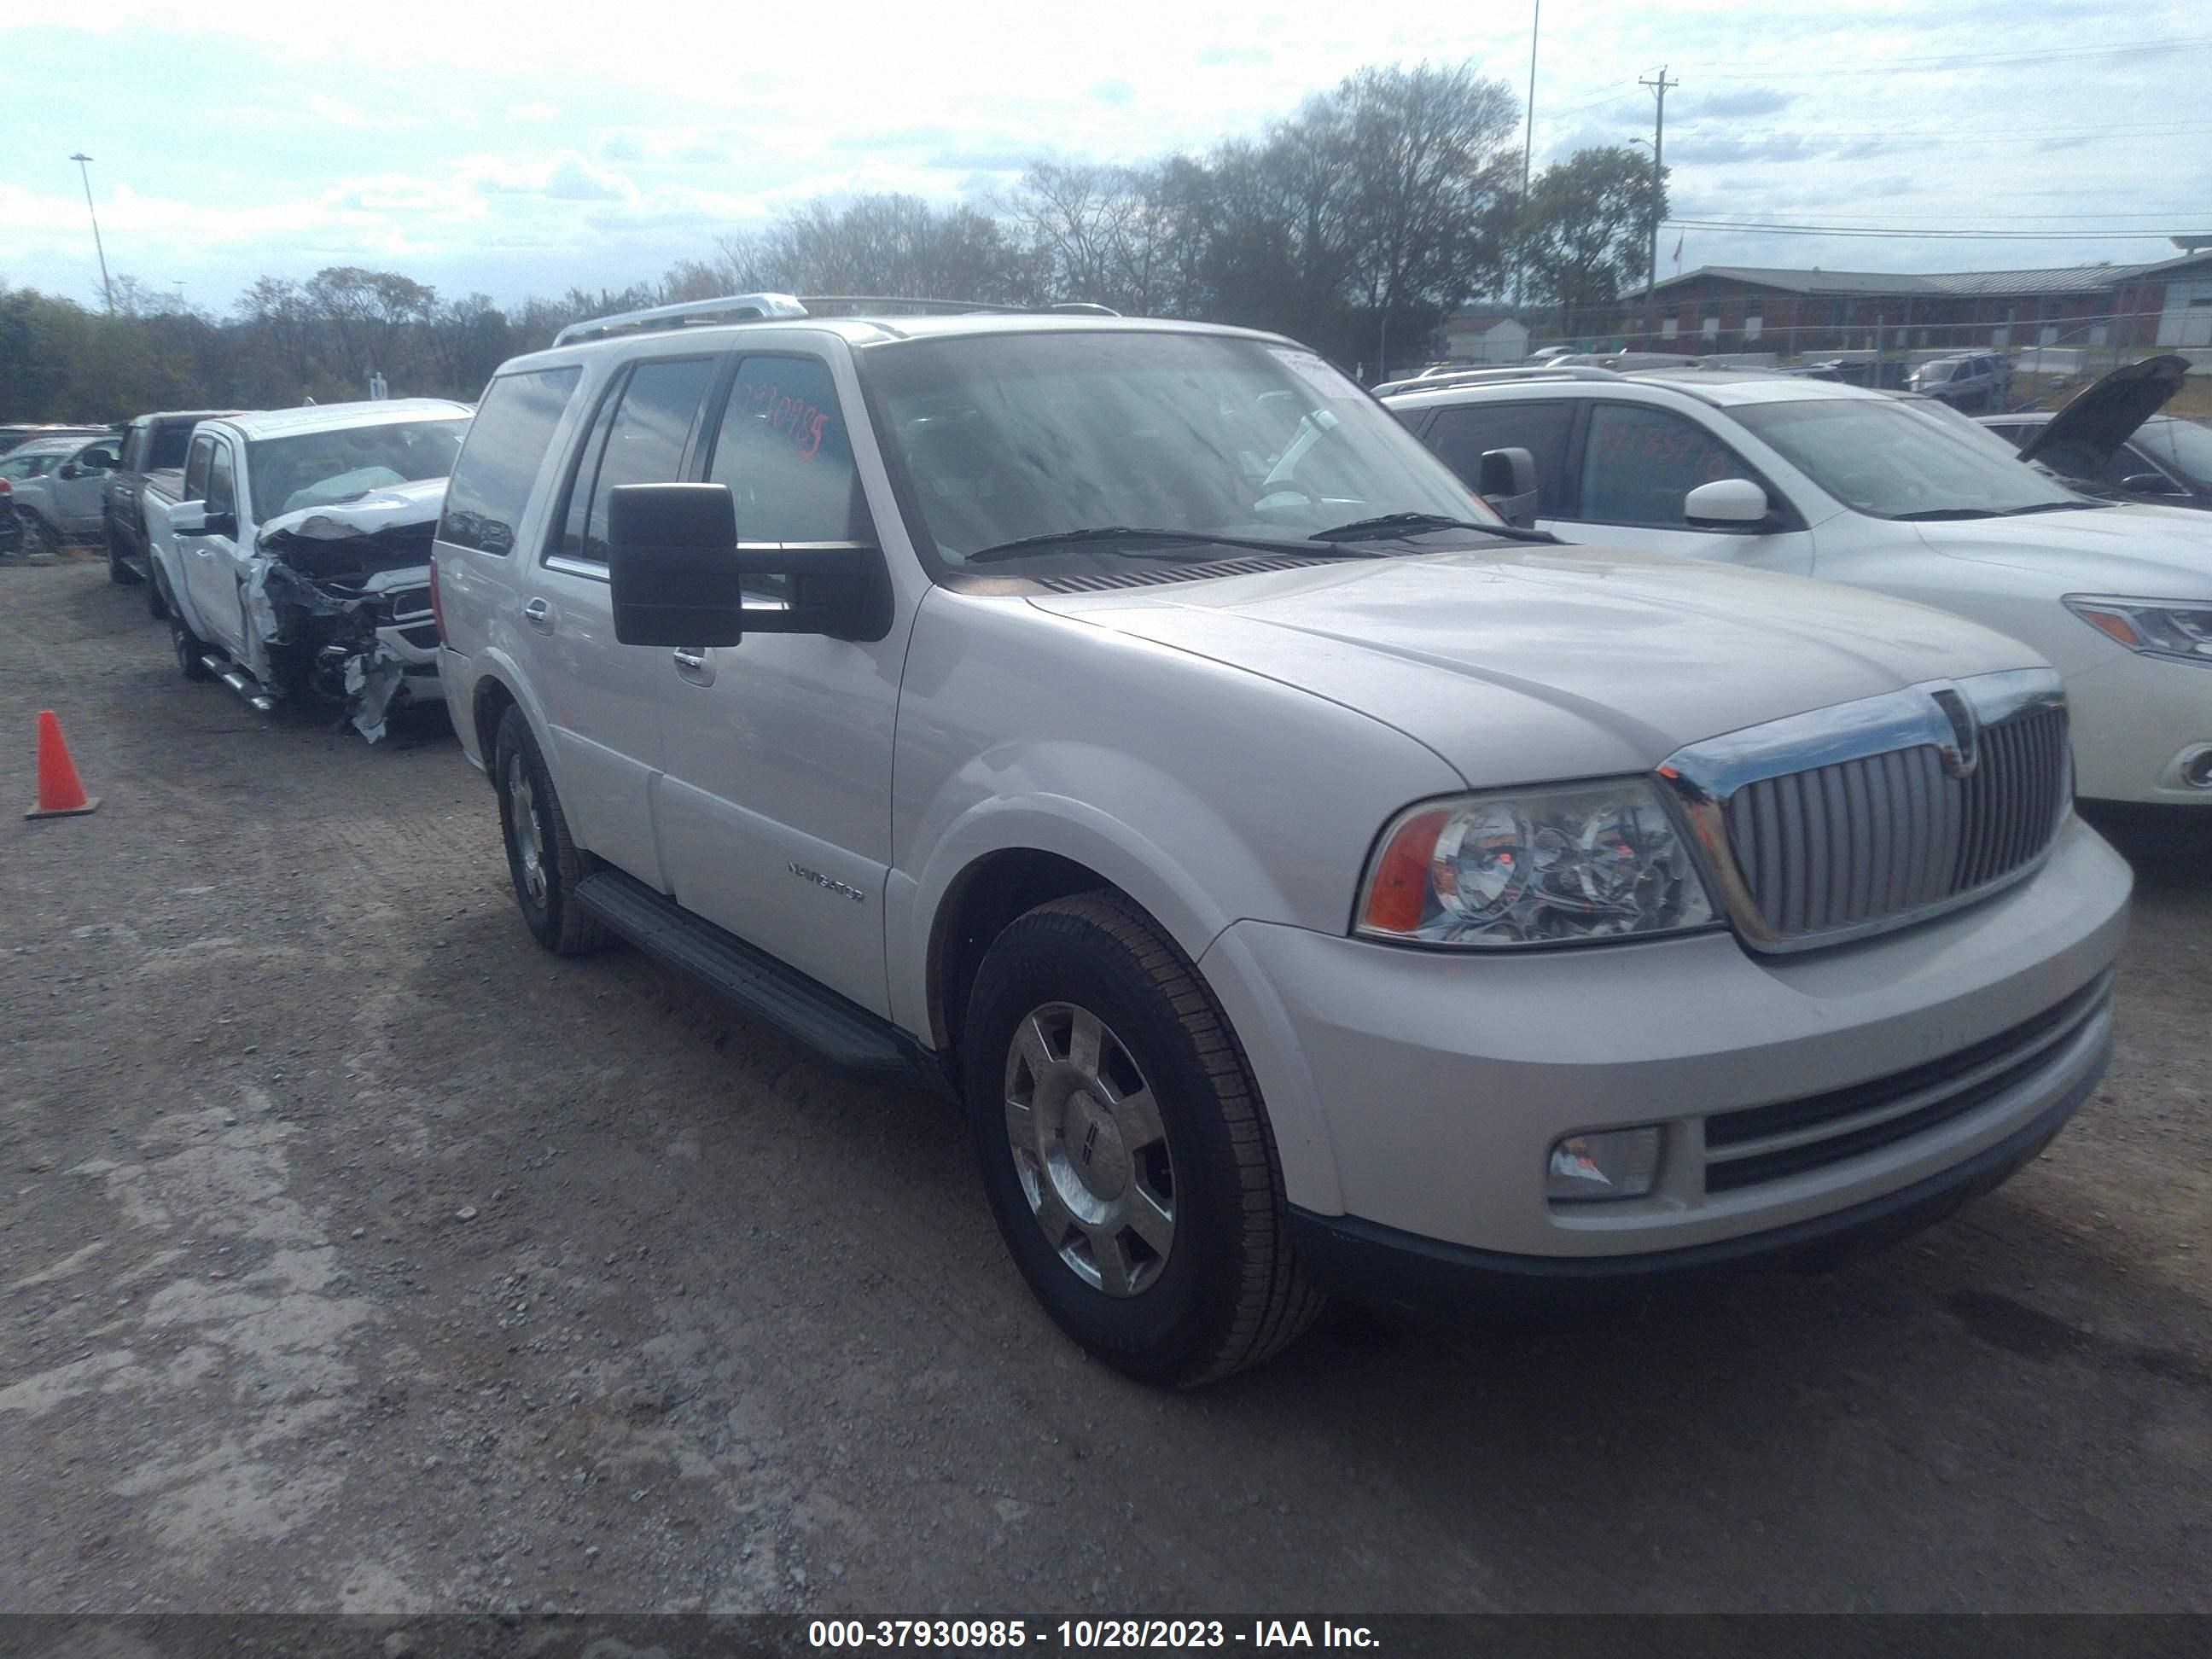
[1203,812,2128,1261]
[2065,649,2212,803]
[1290,1062,2095,1317]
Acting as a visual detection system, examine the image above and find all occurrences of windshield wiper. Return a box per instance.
[964,527,1377,565]
[1311,511,1558,544]
[1890,508,2000,521]
[2000,500,2105,515]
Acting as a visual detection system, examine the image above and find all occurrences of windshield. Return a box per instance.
[1732,395,2092,519]
[248,418,469,520]
[857,331,1495,565]
[2137,419,2212,488]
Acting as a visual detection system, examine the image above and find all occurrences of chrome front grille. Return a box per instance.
[1661,671,2070,952]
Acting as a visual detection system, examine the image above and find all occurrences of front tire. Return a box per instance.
[172,611,214,680]
[492,704,612,956]
[20,514,59,559]
[963,892,1323,1386]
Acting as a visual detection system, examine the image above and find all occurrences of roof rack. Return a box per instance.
[1376,365,1627,396]
[553,294,807,346]
[552,292,1121,346]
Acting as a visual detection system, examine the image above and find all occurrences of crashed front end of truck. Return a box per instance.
[245,479,447,742]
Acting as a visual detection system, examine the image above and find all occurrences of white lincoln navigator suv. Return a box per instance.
[434,296,2130,1385]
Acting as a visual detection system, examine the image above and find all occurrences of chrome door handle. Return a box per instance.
[521,597,554,634]
[671,647,707,670]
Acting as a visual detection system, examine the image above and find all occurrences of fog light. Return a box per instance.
[2184,748,2212,790]
[1547,1127,1662,1202]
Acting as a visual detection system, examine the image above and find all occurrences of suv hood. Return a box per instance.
[1912,502,2212,593]
[1028,545,2042,783]
[2017,353,2190,472]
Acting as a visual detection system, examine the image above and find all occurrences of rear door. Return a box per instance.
[650,347,904,1014]
[1551,399,1815,574]
[517,352,721,888]
[59,438,119,531]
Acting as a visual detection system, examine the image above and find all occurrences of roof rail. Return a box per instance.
[553,293,807,346]
[796,295,1120,317]
[1377,365,1627,396]
[552,292,1126,346]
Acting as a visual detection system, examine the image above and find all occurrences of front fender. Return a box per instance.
[885,784,1348,1218]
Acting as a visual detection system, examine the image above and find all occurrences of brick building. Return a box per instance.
[1635,250,2212,357]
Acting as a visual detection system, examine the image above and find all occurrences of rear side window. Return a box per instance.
[439,366,582,555]
[1421,401,1575,517]
[1578,404,1762,529]
[148,424,196,471]
[706,355,872,543]
[552,356,716,568]
[183,434,214,501]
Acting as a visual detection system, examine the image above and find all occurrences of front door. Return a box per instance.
[519,352,722,890]
[651,349,907,1016]
[184,437,248,653]
[1545,400,1817,575]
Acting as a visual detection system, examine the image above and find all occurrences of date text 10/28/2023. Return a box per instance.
[806,1620,1382,1650]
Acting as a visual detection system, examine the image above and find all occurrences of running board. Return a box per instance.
[202,655,275,713]
[573,868,916,1077]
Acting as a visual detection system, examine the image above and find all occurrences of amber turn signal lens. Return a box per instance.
[1360,807,1448,935]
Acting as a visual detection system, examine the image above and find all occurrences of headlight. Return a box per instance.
[2064,596,2212,666]
[1355,779,1717,947]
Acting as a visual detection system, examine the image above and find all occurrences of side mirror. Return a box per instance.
[58,463,79,481]
[605,482,883,647]
[169,502,210,537]
[2119,474,2182,497]
[1476,446,1540,529]
[205,509,239,538]
[1685,478,1774,530]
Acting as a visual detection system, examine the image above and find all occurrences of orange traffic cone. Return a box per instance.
[25,710,99,819]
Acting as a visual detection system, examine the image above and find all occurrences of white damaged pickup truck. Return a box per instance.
[149,399,471,739]
[436,299,2133,1385]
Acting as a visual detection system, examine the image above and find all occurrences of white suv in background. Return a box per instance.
[434,297,2128,1384]
[1388,365,2212,804]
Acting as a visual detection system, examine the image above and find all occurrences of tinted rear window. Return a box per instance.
[148,425,196,471]
[439,367,582,555]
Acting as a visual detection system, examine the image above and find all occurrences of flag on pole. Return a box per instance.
[1671,232,1684,266]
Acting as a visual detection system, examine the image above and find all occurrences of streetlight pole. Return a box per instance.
[1516,1,1540,309]
[68,153,114,315]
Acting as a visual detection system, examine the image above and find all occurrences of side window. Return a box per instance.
[207,445,237,517]
[183,434,213,502]
[1422,401,1575,517]
[556,356,717,568]
[553,380,625,562]
[706,356,872,544]
[1577,404,1763,530]
[439,365,583,556]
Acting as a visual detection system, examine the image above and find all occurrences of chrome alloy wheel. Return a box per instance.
[1003,1002,1177,1297]
[505,750,548,907]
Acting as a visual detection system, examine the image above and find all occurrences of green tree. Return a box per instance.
[1516,146,1668,328]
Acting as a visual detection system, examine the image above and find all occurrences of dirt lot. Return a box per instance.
[2,556,2208,1616]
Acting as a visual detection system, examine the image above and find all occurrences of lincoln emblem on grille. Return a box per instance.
[1929,687,1981,779]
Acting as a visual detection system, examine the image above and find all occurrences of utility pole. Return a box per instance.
[69,153,114,315]
[1639,68,1677,340]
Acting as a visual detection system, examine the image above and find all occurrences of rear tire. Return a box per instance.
[20,514,59,559]
[107,522,142,585]
[963,891,1324,1386]
[493,704,613,956]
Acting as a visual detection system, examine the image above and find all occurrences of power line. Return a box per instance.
[1678,34,2212,79]
[1665,218,2195,241]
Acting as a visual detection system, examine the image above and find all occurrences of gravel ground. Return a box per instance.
[2,556,2207,1616]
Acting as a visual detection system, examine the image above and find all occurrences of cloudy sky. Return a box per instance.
[4,0,2207,314]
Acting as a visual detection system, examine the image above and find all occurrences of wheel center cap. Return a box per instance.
[1062,1087,1130,1201]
